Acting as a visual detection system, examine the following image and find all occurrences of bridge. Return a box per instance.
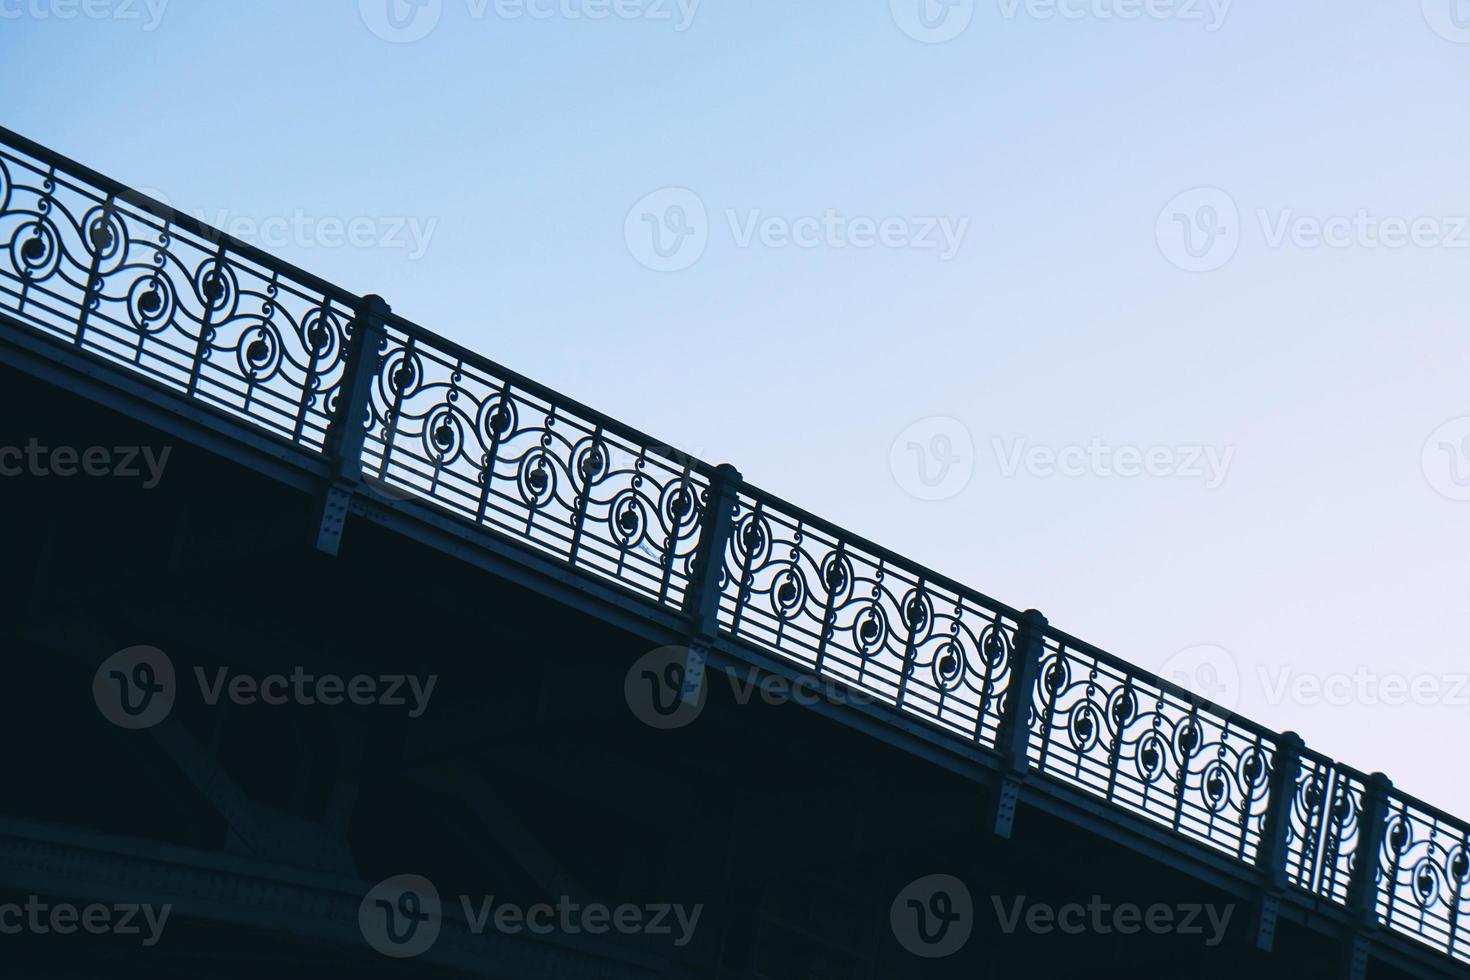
[0,124,1465,978]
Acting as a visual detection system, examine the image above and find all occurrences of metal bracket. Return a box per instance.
[993,775,1023,839]
[681,644,708,706]
[313,481,353,556]
[1254,890,1281,952]
[1342,934,1370,980]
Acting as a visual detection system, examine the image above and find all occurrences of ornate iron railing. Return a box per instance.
[1381,792,1470,963]
[1,124,1466,972]
[360,311,716,610]
[0,131,357,452]
[1030,627,1278,865]
[716,486,1024,748]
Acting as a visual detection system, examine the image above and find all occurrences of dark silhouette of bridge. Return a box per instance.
[0,125,1465,978]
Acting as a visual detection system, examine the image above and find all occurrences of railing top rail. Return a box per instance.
[735,479,1026,621]
[0,125,358,308]
[1385,784,1470,835]
[1296,744,1372,784]
[380,309,721,478]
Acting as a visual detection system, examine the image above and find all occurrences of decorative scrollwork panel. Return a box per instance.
[1378,795,1470,960]
[0,145,353,450]
[361,323,711,609]
[1029,635,1275,863]
[716,491,1020,747]
[1284,753,1363,906]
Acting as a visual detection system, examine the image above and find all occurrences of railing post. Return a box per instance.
[1342,771,1392,980]
[991,608,1046,839]
[1253,730,1304,951]
[312,293,390,556]
[678,462,742,703]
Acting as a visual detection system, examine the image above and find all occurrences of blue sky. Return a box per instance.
[5,0,1470,813]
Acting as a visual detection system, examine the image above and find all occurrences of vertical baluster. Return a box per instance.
[811,540,846,679]
[566,424,604,569]
[184,241,228,400]
[972,610,1006,748]
[654,460,696,608]
[1101,671,1137,807]
[725,496,763,640]
[473,381,514,526]
[75,191,115,348]
[1447,830,1468,959]
[894,577,926,713]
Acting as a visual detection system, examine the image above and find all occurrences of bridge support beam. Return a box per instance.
[990,609,1046,839]
[32,622,359,875]
[313,293,389,556]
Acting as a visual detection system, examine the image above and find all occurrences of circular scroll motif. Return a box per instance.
[13,219,59,280]
[770,567,806,620]
[127,273,175,333]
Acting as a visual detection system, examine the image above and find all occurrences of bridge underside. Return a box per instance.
[0,337,1435,978]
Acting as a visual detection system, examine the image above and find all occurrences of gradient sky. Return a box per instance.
[4,0,1469,814]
